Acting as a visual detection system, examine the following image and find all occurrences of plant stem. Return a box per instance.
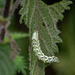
[35,0,38,31]
[37,58,39,75]
[0,0,11,42]
[35,0,39,75]
[3,0,11,18]
[9,0,22,17]
[1,0,21,59]
[6,30,21,60]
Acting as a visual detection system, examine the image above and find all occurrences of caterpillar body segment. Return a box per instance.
[32,31,59,63]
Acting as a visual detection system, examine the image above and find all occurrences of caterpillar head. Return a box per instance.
[32,31,38,40]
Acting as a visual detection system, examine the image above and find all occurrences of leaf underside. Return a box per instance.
[19,0,72,75]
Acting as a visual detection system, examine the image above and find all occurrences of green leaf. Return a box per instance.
[5,33,29,43]
[13,55,27,75]
[0,48,15,75]
[16,37,29,75]
[19,0,72,75]
[0,36,29,75]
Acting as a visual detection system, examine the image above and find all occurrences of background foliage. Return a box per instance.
[0,0,75,75]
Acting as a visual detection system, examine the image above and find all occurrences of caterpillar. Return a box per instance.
[32,31,59,63]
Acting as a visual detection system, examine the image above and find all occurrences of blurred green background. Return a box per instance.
[0,0,75,75]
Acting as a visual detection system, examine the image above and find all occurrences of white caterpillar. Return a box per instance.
[32,31,59,63]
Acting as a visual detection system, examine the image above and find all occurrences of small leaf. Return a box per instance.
[13,55,27,75]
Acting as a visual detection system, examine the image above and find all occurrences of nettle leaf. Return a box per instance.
[0,48,15,75]
[0,36,29,75]
[19,0,72,75]
[13,55,27,75]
